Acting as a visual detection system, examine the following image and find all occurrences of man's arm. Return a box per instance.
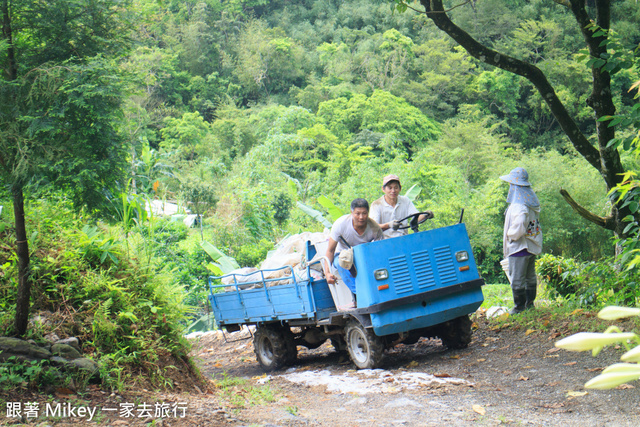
[378,221,391,231]
[370,204,391,231]
[324,237,338,284]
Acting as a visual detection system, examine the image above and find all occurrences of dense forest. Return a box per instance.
[2,0,640,389]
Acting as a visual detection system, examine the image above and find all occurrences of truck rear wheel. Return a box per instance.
[283,328,298,364]
[345,320,384,369]
[439,315,472,349]
[254,325,295,371]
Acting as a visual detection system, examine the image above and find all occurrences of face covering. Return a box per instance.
[506,184,540,207]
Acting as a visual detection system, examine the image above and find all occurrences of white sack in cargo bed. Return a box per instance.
[222,267,263,292]
[259,231,330,285]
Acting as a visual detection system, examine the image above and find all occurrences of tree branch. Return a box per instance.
[560,189,616,231]
[419,0,602,174]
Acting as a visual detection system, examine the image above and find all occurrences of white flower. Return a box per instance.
[585,372,640,389]
[598,306,640,320]
[602,363,640,374]
[555,332,638,352]
[621,345,640,363]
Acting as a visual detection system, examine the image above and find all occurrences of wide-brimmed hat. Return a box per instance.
[382,174,401,188]
[499,167,531,187]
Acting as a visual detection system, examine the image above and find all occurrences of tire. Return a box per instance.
[345,320,384,369]
[283,328,298,364]
[439,315,473,349]
[253,325,294,371]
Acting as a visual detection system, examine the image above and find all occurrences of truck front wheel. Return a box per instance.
[439,315,473,349]
[345,320,384,369]
[254,326,294,371]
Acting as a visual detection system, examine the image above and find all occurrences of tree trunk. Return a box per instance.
[12,185,31,337]
[4,0,30,336]
[418,0,629,237]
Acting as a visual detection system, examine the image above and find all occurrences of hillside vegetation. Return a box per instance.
[1,0,640,391]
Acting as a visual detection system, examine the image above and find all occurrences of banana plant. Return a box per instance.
[201,240,240,276]
[317,196,346,222]
[296,201,333,228]
[404,184,422,202]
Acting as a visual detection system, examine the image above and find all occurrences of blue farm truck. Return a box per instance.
[208,212,485,371]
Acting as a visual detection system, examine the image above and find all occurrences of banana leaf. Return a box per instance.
[296,201,333,228]
[404,184,422,202]
[317,195,346,222]
[201,241,240,276]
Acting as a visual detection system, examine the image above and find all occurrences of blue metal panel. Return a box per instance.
[413,250,436,291]
[370,288,484,336]
[311,280,337,319]
[353,223,483,333]
[209,268,337,327]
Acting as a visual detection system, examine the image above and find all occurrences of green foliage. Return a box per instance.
[1,57,130,212]
[180,180,218,217]
[235,239,273,268]
[272,192,293,226]
[201,240,240,275]
[213,372,277,408]
[4,1,640,395]
[317,196,347,222]
[317,90,440,157]
[161,111,212,160]
[77,225,122,266]
[480,284,513,309]
[0,199,194,390]
[113,192,149,239]
[0,357,62,392]
[536,254,580,298]
[572,260,640,306]
[536,254,640,306]
[296,202,333,229]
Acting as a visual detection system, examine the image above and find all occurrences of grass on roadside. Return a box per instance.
[212,372,278,412]
[480,283,640,336]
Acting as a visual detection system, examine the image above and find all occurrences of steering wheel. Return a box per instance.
[396,211,434,233]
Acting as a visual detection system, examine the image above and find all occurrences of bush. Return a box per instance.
[537,254,640,306]
[572,260,640,306]
[536,253,581,298]
[0,199,195,392]
[235,238,273,267]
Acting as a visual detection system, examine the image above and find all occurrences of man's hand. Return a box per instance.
[391,220,402,230]
[326,272,337,284]
[424,210,434,219]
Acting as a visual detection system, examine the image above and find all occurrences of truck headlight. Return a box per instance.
[455,251,469,262]
[374,269,389,280]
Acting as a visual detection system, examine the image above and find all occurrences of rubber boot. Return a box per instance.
[509,289,526,315]
[525,288,537,310]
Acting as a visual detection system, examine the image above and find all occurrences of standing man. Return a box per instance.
[324,198,383,293]
[370,174,433,238]
[500,167,542,314]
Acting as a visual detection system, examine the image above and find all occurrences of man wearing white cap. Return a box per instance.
[500,167,543,314]
[370,174,432,238]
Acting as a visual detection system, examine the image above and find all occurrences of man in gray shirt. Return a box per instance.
[324,198,384,293]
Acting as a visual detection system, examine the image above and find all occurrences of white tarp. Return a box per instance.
[145,200,199,228]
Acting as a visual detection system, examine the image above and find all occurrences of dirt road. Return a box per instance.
[190,313,640,426]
